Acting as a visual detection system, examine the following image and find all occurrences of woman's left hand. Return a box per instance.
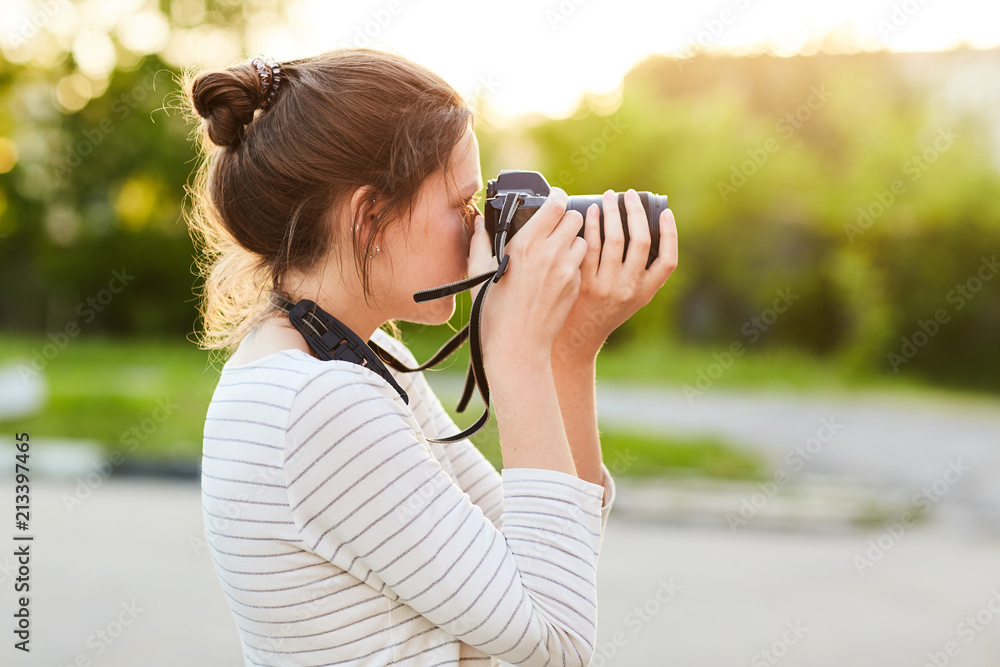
[552,188,678,365]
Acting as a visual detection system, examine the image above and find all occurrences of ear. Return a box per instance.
[349,185,378,248]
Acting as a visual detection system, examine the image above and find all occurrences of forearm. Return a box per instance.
[491,352,578,478]
[551,356,605,498]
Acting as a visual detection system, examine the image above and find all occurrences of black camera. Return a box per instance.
[483,170,668,269]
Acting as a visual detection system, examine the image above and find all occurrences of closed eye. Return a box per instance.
[459,195,482,223]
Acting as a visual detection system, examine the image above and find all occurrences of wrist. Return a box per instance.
[489,345,553,388]
[552,355,596,392]
[551,340,600,370]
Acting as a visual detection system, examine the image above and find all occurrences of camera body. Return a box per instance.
[483,170,668,269]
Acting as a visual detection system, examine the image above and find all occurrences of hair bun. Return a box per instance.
[190,64,264,148]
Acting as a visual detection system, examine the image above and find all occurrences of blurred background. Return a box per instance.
[0,0,999,665]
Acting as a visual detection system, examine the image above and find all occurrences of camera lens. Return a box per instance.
[483,172,668,268]
[565,192,667,269]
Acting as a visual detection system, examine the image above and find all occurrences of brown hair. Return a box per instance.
[179,48,475,358]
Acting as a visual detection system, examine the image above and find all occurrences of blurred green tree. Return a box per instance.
[0,9,998,391]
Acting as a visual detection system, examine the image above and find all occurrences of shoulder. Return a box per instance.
[281,358,424,470]
[291,356,408,413]
[370,327,419,367]
[370,328,429,398]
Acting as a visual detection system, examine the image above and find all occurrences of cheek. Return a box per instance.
[432,219,470,272]
[454,219,472,259]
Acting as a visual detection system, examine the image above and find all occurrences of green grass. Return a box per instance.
[0,329,983,480]
[465,418,766,482]
[0,333,219,462]
[397,322,945,396]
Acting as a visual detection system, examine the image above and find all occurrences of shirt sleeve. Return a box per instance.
[410,367,507,528]
[281,363,608,667]
[368,329,508,529]
[411,365,617,543]
[371,328,616,549]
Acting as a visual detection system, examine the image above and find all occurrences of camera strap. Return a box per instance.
[402,191,521,443]
[268,292,412,404]
[269,191,522,444]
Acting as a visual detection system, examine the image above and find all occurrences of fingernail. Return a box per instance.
[627,188,638,201]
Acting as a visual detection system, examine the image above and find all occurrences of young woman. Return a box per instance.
[185,48,677,666]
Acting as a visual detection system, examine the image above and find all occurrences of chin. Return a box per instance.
[409,296,456,326]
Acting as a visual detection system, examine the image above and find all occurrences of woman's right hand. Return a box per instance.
[470,186,589,374]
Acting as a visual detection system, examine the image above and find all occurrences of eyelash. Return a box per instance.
[459,196,481,221]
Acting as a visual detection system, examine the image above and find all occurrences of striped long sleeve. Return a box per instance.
[281,360,608,666]
[201,329,617,666]
[373,331,616,542]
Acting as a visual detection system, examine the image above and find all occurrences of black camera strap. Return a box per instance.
[403,191,520,442]
[268,292,412,404]
[269,190,522,444]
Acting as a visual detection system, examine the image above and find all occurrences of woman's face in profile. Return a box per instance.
[380,124,483,326]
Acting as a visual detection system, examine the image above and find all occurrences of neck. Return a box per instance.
[278,263,385,343]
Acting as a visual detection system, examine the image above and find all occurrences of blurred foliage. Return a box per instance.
[501,51,1000,391]
[0,333,767,479]
[1,33,999,391]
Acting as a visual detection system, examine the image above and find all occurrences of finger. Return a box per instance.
[597,189,625,281]
[468,214,498,276]
[551,208,584,249]
[580,203,601,278]
[516,185,568,241]
[621,189,652,275]
[568,235,588,268]
[645,208,678,285]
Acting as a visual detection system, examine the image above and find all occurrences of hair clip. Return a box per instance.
[248,54,284,110]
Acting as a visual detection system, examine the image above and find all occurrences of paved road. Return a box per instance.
[1,478,999,667]
[3,382,999,665]
[433,376,1000,530]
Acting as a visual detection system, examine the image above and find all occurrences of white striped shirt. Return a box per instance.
[201,328,616,666]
